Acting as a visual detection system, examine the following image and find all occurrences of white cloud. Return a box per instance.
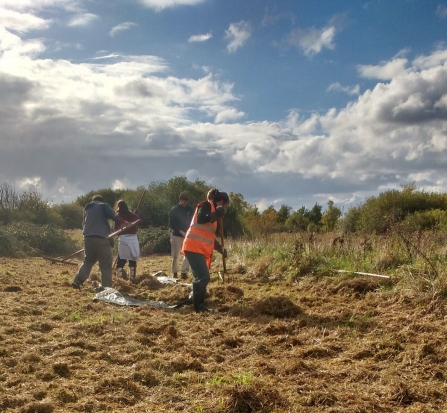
[327,82,360,96]
[188,32,212,42]
[109,22,137,37]
[214,107,245,124]
[0,0,80,12]
[137,0,206,10]
[358,57,408,80]
[287,26,336,56]
[413,47,447,69]
[1,3,447,209]
[0,7,51,32]
[225,21,251,53]
[0,26,46,57]
[68,13,97,27]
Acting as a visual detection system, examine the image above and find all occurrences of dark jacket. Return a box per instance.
[168,203,194,237]
[83,201,122,238]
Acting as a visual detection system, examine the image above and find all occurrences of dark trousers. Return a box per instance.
[184,251,210,311]
[73,236,113,287]
[116,256,136,268]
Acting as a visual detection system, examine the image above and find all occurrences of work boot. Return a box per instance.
[71,281,81,290]
[129,267,137,284]
[173,272,178,279]
[192,282,212,313]
[181,272,188,280]
[116,268,124,278]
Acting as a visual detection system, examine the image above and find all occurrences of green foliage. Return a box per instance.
[51,203,84,229]
[0,182,63,226]
[339,184,447,234]
[139,226,171,255]
[0,232,16,257]
[277,204,292,225]
[283,203,323,232]
[321,200,342,232]
[400,209,447,232]
[0,222,77,257]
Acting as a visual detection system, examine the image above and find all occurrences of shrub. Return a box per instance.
[139,227,171,255]
[0,232,17,257]
[400,209,447,232]
[1,222,77,256]
[51,203,84,229]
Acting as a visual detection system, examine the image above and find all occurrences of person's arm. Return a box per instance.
[197,201,212,224]
[103,203,127,229]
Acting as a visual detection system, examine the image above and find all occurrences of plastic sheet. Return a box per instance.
[93,287,178,309]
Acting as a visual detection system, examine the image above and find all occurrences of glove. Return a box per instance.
[208,206,225,223]
[215,206,225,218]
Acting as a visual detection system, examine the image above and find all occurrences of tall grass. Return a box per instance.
[227,229,447,303]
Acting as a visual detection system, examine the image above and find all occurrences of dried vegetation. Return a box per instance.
[1,235,447,412]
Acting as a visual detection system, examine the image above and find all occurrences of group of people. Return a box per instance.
[71,189,229,313]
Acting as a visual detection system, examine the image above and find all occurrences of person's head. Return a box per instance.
[115,200,129,213]
[207,188,230,210]
[179,191,189,207]
[92,195,104,202]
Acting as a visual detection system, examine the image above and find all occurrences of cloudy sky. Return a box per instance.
[1,0,447,211]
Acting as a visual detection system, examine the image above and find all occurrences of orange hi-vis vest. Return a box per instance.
[182,201,217,268]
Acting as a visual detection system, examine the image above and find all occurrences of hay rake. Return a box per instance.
[42,219,142,268]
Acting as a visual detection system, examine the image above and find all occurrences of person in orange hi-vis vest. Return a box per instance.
[181,188,229,313]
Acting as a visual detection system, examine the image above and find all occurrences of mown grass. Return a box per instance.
[1,231,447,412]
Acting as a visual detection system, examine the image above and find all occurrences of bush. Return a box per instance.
[0,222,77,256]
[139,226,171,255]
[400,209,447,232]
[339,184,447,234]
[0,232,17,257]
[51,203,84,229]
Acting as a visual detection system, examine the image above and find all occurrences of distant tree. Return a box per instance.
[277,204,292,225]
[285,206,309,232]
[321,200,342,232]
[307,203,323,226]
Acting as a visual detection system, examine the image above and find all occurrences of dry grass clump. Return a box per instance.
[253,295,302,318]
[219,382,285,413]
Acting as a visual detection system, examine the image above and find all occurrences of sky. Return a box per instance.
[1,0,447,212]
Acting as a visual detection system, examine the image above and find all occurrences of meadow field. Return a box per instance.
[1,232,447,412]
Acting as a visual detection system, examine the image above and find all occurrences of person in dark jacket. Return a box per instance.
[72,195,125,292]
[168,191,194,279]
[114,200,141,284]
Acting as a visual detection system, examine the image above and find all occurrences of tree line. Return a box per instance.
[1,178,447,239]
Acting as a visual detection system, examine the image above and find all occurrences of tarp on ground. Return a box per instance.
[93,287,184,309]
[93,287,179,308]
[92,271,193,308]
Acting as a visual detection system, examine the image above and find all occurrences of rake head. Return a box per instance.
[42,257,79,268]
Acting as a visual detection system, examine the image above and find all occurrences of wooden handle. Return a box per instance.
[219,217,226,274]
[135,189,146,212]
[108,219,142,238]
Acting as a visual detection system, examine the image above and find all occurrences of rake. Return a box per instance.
[43,219,142,268]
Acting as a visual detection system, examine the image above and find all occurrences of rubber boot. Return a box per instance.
[129,267,137,284]
[116,268,124,278]
[173,272,178,279]
[181,272,188,280]
[193,282,212,313]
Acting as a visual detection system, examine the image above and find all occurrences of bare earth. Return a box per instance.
[1,255,446,412]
